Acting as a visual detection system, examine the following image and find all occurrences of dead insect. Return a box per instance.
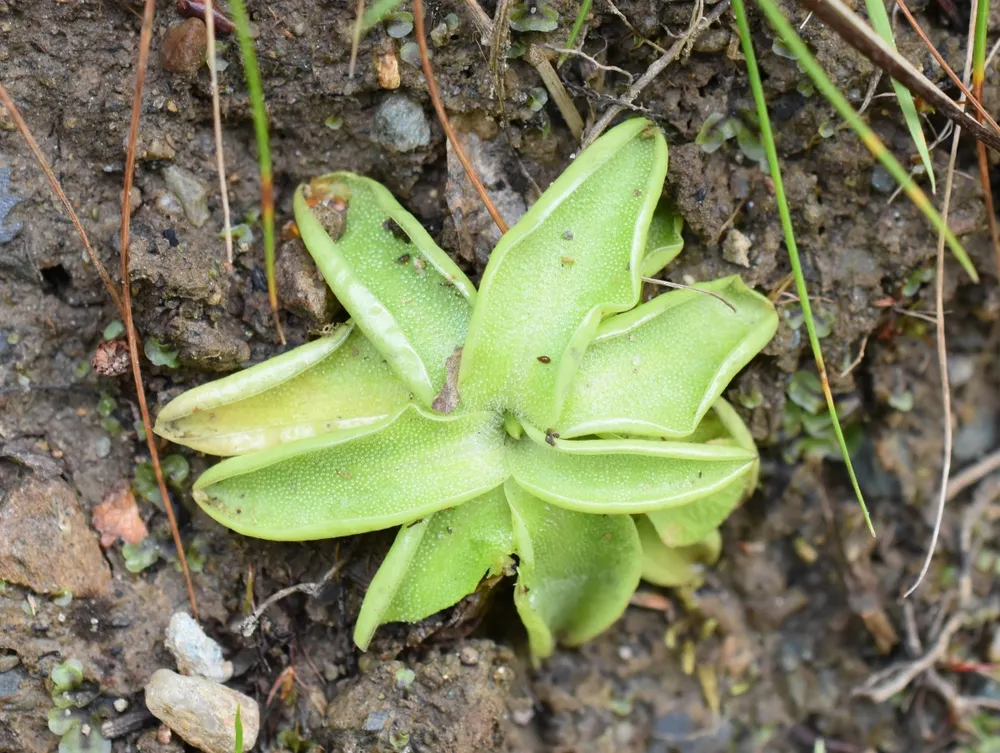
[544,428,560,446]
[382,218,411,243]
[537,355,551,364]
[397,253,411,264]
[562,230,574,240]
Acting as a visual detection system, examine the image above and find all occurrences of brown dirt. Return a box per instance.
[3,0,1000,751]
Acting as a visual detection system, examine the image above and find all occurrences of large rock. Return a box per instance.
[0,477,110,597]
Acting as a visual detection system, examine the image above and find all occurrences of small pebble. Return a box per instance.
[113,698,128,713]
[165,612,233,683]
[163,166,210,228]
[362,709,390,731]
[377,50,400,90]
[145,669,258,753]
[870,164,894,194]
[459,646,479,666]
[722,228,752,268]
[161,18,207,75]
[371,95,431,153]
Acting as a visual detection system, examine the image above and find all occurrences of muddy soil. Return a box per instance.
[3,0,1000,751]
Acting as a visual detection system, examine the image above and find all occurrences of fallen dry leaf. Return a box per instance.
[92,482,147,548]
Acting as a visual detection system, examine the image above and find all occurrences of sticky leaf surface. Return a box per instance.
[294,173,476,406]
[155,325,411,455]
[193,406,507,540]
[459,120,667,425]
[507,481,642,660]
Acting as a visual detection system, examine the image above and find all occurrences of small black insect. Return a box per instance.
[397,253,411,264]
[383,218,411,243]
[545,429,560,446]
[694,187,708,203]
[537,355,551,364]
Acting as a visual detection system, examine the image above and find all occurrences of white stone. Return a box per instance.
[144,669,258,753]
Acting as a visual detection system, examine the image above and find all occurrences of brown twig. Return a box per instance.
[894,0,1000,134]
[121,0,199,618]
[237,556,346,637]
[203,0,235,266]
[901,4,977,600]
[947,448,1000,500]
[796,0,1000,153]
[641,277,737,312]
[0,83,125,318]
[413,0,507,233]
[583,0,730,147]
[348,0,365,79]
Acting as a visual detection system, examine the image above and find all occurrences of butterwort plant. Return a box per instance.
[155,119,778,660]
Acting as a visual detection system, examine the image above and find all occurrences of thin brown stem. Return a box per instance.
[894,0,1000,134]
[583,0,729,147]
[413,0,508,233]
[121,0,199,617]
[204,0,235,266]
[901,1,977,600]
[0,82,125,318]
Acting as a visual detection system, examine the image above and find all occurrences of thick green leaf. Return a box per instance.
[192,406,507,540]
[154,324,411,456]
[636,515,721,588]
[506,480,641,660]
[294,172,476,407]
[354,487,513,650]
[557,276,777,439]
[645,400,758,547]
[641,205,684,277]
[509,425,756,514]
[459,118,668,426]
[647,398,760,547]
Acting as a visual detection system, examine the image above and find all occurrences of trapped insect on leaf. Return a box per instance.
[155,119,778,660]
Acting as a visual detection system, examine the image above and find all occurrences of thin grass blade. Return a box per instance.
[863,0,935,192]
[229,0,284,342]
[753,0,977,282]
[734,0,875,533]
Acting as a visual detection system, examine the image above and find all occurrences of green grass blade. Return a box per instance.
[974,0,989,78]
[558,0,592,67]
[234,704,243,753]
[753,0,978,283]
[732,0,874,534]
[229,0,281,337]
[863,0,935,192]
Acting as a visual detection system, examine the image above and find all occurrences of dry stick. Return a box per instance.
[894,0,1000,133]
[121,0,199,617]
[947,447,1000,500]
[237,558,346,637]
[901,3,978,601]
[582,0,731,147]
[348,0,365,79]
[641,277,737,312]
[204,0,235,266]
[464,0,584,142]
[0,83,125,318]
[796,0,1000,153]
[546,45,635,84]
[413,0,508,233]
[525,45,585,141]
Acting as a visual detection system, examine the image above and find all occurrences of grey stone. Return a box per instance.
[371,95,431,153]
[162,166,210,228]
